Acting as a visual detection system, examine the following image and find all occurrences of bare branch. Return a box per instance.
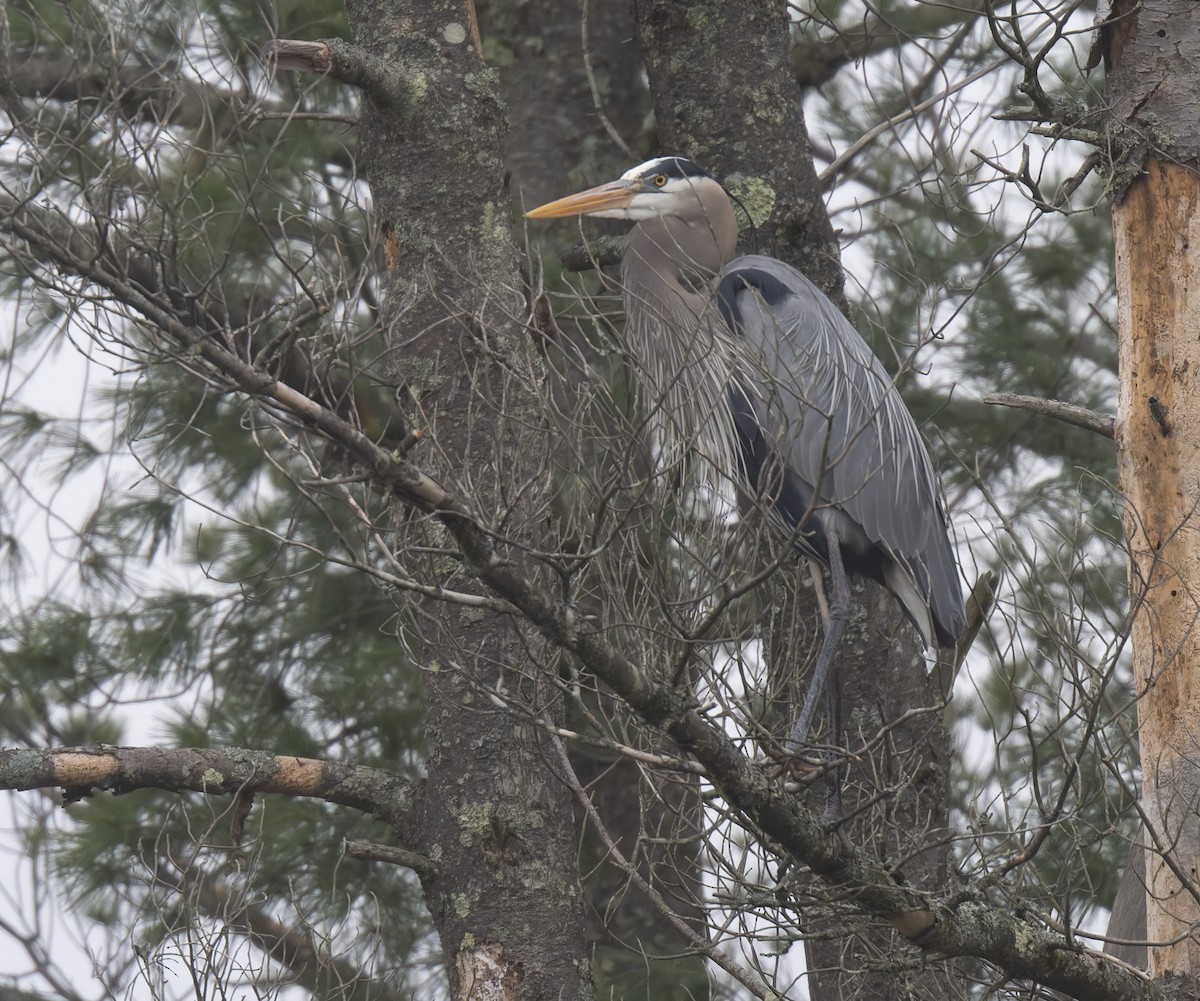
[0,191,448,514]
[983,392,1116,439]
[149,857,402,1001]
[550,735,774,999]
[821,53,1009,188]
[253,110,360,126]
[0,746,421,837]
[790,0,988,88]
[0,49,231,130]
[971,146,1102,213]
[580,0,634,157]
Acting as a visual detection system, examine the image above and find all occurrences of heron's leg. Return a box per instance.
[822,669,845,821]
[806,556,831,624]
[786,528,850,750]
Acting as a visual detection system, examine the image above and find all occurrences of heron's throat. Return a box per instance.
[626,213,735,285]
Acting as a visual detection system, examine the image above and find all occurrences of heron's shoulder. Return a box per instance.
[716,255,835,329]
[718,254,833,305]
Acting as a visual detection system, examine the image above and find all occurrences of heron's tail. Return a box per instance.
[883,560,937,650]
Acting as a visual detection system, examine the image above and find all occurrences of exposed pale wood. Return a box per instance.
[1114,158,1200,979]
[263,39,334,74]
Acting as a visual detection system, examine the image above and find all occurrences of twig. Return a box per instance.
[540,722,706,773]
[982,392,1115,439]
[580,0,633,157]
[1053,151,1103,208]
[253,110,359,126]
[971,146,1101,214]
[821,54,1008,188]
[821,6,1070,189]
[946,570,1000,687]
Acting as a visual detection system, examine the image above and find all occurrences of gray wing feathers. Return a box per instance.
[720,255,965,645]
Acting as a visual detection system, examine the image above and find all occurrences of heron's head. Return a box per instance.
[526,156,722,222]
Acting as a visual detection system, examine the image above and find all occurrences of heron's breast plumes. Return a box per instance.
[621,259,744,504]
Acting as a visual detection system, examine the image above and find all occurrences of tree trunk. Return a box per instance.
[343,2,593,997]
[1115,163,1200,978]
[478,0,649,207]
[477,7,709,996]
[1107,0,1200,980]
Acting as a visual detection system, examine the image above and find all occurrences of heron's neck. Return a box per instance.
[624,212,736,292]
[620,206,740,349]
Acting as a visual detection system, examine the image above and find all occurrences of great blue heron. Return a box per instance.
[527,156,966,748]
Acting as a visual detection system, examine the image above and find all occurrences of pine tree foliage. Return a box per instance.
[1,0,435,994]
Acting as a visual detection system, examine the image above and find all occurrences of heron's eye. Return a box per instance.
[651,174,668,188]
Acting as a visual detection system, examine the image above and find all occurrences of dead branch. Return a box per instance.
[983,392,1116,439]
[557,236,624,273]
[0,746,421,837]
[265,38,417,108]
[343,839,434,876]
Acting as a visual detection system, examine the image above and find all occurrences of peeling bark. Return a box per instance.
[1115,162,1200,979]
[1106,0,1200,982]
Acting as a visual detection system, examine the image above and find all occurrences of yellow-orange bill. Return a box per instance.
[525,181,632,219]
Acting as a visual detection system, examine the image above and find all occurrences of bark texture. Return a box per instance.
[479,6,710,995]
[1107,0,1200,981]
[1101,0,1200,169]
[340,2,592,998]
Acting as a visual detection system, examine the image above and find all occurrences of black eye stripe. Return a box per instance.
[634,157,708,184]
